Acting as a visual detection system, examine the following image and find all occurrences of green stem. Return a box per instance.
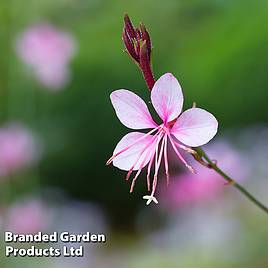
[196,147,268,214]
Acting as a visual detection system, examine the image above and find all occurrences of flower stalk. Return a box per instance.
[195,147,268,214]
[122,14,268,214]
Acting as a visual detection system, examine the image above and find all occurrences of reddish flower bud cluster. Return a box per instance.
[122,14,155,90]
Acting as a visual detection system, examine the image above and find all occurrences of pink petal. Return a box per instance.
[171,108,218,147]
[113,132,156,171]
[110,90,157,129]
[151,73,183,123]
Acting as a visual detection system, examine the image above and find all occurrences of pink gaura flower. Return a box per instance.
[107,73,218,205]
[160,141,248,209]
[5,199,50,234]
[0,124,40,178]
[16,23,76,90]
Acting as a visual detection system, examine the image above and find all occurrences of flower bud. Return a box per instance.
[122,14,155,90]
[122,14,152,65]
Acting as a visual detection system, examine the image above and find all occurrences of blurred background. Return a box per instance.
[0,0,268,267]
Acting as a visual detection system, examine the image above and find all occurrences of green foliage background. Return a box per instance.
[0,0,268,227]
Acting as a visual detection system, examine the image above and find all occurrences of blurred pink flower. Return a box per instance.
[0,124,40,177]
[5,199,50,234]
[160,141,248,209]
[107,73,218,205]
[16,23,76,90]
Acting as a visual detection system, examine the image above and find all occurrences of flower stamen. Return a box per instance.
[163,134,170,186]
[126,129,162,181]
[168,134,196,173]
[172,140,197,155]
[129,135,159,192]
[106,126,161,165]
[143,132,166,205]
[146,148,155,192]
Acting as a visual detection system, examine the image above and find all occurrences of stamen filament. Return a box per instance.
[146,132,164,192]
[126,129,161,181]
[146,149,155,191]
[171,139,196,155]
[168,134,195,173]
[106,126,161,165]
[163,134,170,186]
[151,133,165,197]
[130,132,163,193]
